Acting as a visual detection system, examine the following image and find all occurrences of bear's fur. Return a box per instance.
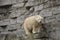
[24,15,43,35]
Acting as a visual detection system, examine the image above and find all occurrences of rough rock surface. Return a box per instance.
[0,0,60,40]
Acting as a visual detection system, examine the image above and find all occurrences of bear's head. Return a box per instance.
[35,15,43,23]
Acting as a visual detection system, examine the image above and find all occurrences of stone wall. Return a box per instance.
[0,0,60,40]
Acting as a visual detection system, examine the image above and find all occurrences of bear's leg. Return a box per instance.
[24,27,34,40]
[32,26,37,34]
[33,26,41,34]
[24,27,31,35]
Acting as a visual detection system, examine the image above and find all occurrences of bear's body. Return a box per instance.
[24,15,43,35]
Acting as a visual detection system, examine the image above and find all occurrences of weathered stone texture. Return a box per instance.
[34,4,44,12]
[0,0,60,40]
[0,34,6,40]
[51,6,60,15]
[40,8,53,17]
[12,3,24,8]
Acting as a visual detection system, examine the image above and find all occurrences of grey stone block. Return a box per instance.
[0,27,3,32]
[54,31,60,40]
[49,31,56,38]
[16,0,24,3]
[0,20,10,26]
[6,24,17,31]
[12,3,24,8]
[9,8,27,19]
[25,1,40,6]
[40,8,52,17]
[9,12,18,18]
[11,0,16,4]
[34,4,43,12]
[43,2,49,8]
[4,34,18,40]
[3,19,10,22]
[0,34,6,40]
[43,0,57,8]
[56,0,60,5]
[49,38,54,40]
[16,24,21,30]
[15,8,27,15]
[16,17,24,24]
[55,26,60,31]
[9,19,16,24]
[56,14,60,20]
[0,8,7,13]
[29,11,39,16]
[28,0,35,2]
[0,32,10,34]
[45,16,56,23]
[52,6,60,15]
[50,20,60,30]
[14,30,25,37]
[9,14,16,18]
[0,0,11,6]
[28,0,47,3]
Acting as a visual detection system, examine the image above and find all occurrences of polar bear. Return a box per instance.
[24,15,43,36]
